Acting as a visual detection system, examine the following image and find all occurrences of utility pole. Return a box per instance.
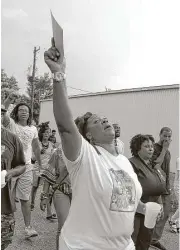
[31,46,40,120]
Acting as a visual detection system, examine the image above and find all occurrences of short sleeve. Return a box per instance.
[12,135,25,168]
[32,126,38,139]
[62,136,94,175]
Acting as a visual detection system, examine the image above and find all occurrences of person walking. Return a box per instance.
[151,127,172,250]
[3,95,41,238]
[1,105,26,249]
[43,38,142,250]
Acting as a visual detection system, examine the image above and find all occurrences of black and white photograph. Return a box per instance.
[1,0,180,249]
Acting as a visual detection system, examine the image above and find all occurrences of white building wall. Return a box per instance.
[40,86,179,172]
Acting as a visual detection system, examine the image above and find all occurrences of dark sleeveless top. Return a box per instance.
[129,156,164,203]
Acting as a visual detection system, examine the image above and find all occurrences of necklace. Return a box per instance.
[41,141,49,149]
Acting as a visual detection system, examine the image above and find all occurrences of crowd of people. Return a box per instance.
[1,38,179,250]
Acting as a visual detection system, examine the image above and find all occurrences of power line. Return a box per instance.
[66,85,91,93]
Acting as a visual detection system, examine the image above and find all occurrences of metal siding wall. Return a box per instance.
[40,88,179,172]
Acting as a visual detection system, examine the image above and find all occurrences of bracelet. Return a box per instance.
[52,72,66,82]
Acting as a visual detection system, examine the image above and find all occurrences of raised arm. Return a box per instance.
[2,93,18,128]
[44,39,81,161]
[152,140,170,165]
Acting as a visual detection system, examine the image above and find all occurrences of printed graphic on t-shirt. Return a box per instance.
[109,168,136,212]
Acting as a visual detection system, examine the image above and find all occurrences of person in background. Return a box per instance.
[31,126,56,221]
[49,129,57,144]
[40,146,71,250]
[169,157,179,233]
[1,105,26,250]
[129,134,165,250]
[44,38,142,250]
[112,123,124,154]
[151,127,172,250]
[3,93,41,238]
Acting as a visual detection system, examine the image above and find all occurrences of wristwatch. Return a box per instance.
[52,72,66,82]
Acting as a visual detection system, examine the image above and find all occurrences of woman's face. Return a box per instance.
[138,140,154,160]
[43,129,50,140]
[17,105,29,122]
[86,115,115,143]
[50,137,56,143]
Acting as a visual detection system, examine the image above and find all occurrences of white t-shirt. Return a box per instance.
[115,138,124,155]
[9,119,38,167]
[61,136,142,250]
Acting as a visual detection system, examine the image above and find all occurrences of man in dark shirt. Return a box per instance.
[151,127,172,250]
[49,129,57,144]
[1,105,26,250]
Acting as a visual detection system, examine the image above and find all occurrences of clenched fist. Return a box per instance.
[44,38,66,74]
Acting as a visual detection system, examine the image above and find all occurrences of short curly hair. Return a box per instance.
[38,122,50,142]
[74,112,93,142]
[130,134,155,157]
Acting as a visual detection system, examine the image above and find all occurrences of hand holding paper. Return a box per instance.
[51,11,64,63]
[44,12,65,73]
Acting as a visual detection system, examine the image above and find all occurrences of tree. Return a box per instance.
[1,69,19,91]
[1,69,20,103]
[27,73,53,100]
[26,72,53,124]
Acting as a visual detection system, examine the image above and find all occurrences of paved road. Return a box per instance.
[7,187,179,250]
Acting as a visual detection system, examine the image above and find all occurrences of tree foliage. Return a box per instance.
[26,72,53,124]
[1,68,53,124]
[1,69,20,103]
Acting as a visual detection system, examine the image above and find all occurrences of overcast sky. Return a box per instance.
[1,0,180,95]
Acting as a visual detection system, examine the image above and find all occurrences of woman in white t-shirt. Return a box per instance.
[44,40,142,250]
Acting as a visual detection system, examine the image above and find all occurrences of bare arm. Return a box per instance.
[53,79,81,161]
[6,165,26,182]
[44,40,81,161]
[32,138,42,168]
[136,201,146,215]
[153,140,171,165]
[3,93,18,128]
[3,96,13,127]
[153,148,167,165]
